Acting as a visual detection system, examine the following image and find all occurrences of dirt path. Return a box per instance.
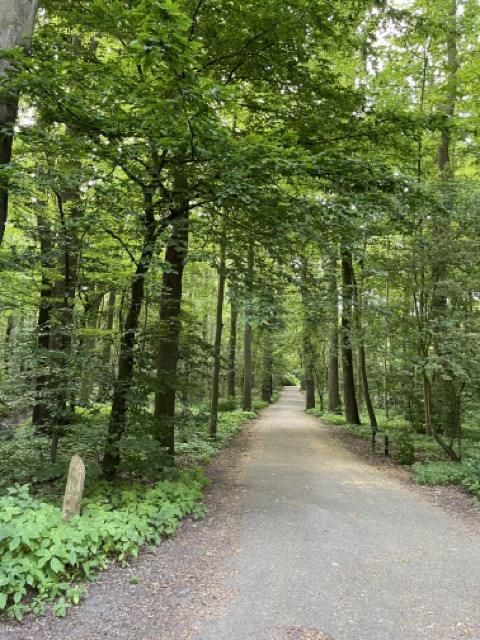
[1,387,479,640]
[194,388,480,640]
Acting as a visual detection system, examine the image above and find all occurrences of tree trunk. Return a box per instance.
[154,197,189,458]
[97,291,116,401]
[261,329,273,404]
[32,214,54,427]
[209,243,226,439]
[242,245,254,411]
[102,194,157,479]
[327,255,342,413]
[242,321,253,411]
[341,250,361,425]
[0,0,39,245]
[226,298,237,398]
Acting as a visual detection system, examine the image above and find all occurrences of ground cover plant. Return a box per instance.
[0,404,262,619]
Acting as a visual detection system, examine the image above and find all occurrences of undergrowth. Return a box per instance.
[0,399,266,619]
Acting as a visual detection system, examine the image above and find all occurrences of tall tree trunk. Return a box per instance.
[261,329,273,404]
[210,243,226,439]
[226,298,237,398]
[327,254,342,413]
[97,291,116,401]
[242,245,254,411]
[154,195,189,458]
[300,261,315,410]
[4,315,14,374]
[0,0,39,245]
[242,321,253,411]
[102,193,157,479]
[353,258,377,431]
[433,1,459,438]
[341,250,360,425]
[79,292,102,405]
[32,214,54,427]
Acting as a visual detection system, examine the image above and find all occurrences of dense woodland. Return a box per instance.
[1,0,480,618]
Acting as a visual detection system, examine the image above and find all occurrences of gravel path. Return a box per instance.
[194,387,480,640]
[1,387,479,640]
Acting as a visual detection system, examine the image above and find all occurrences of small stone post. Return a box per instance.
[62,454,86,521]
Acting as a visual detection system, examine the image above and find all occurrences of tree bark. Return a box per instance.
[154,194,189,458]
[102,193,157,479]
[226,298,237,398]
[261,329,273,404]
[0,0,39,245]
[242,245,254,411]
[209,243,226,439]
[32,214,54,427]
[341,250,361,425]
[327,254,342,413]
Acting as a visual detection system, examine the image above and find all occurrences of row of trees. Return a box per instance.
[1,0,479,480]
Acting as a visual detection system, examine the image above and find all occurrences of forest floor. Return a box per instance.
[1,387,480,640]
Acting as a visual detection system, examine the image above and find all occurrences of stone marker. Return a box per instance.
[62,454,86,521]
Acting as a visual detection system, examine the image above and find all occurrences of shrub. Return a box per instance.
[217,397,237,412]
[391,428,416,466]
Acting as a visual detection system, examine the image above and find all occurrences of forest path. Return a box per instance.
[1,387,479,640]
[194,387,480,640]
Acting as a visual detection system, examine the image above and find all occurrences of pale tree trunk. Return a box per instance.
[242,245,254,411]
[210,243,226,439]
[433,1,460,439]
[0,0,39,245]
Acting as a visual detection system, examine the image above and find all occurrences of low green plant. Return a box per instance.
[0,467,208,620]
[391,428,416,466]
[306,409,347,425]
[217,397,237,412]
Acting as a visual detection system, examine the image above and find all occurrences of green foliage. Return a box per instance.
[306,409,347,425]
[176,410,256,464]
[0,468,208,619]
[282,373,300,386]
[391,428,416,466]
[217,397,238,412]
[413,452,480,500]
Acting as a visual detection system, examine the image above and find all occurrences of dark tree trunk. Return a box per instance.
[304,335,316,410]
[32,215,54,427]
[242,321,253,411]
[353,259,377,432]
[210,243,226,439]
[341,250,360,425]
[327,255,342,413]
[102,194,157,479]
[226,299,237,398]
[154,200,189,457]
[261,330,273,404]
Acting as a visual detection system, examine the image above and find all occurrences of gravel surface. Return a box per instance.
[194,388,480,640]
[1,387,479,640]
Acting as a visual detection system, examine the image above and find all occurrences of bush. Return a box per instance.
[217,397,237,412]
[391,428,416,466]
